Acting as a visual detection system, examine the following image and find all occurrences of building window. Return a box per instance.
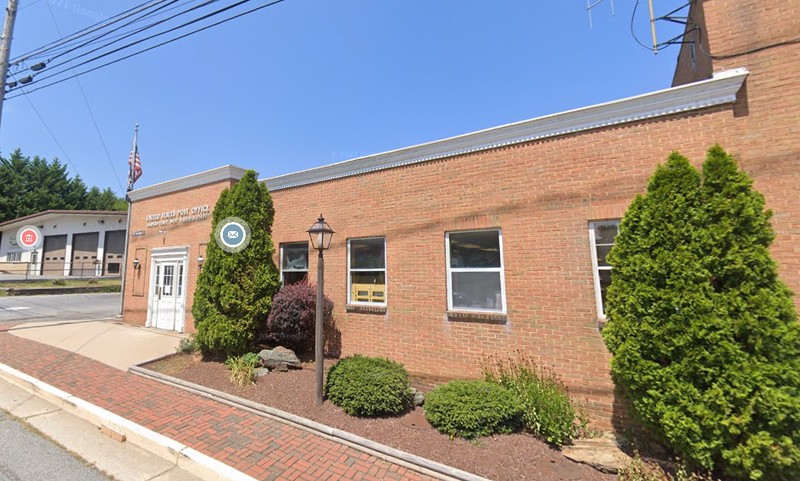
[5,252,22,262]
[589,220,620,319]
[348,238,386,305]
[280,242,308,285]
[446,230,506,313]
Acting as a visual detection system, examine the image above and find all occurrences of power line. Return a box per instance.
[44,1,125,193]
[21,0,202,65]
[7,0,257,93]
[8,71,82,179]
[21,0,216,79]
[12,0,173,64]
[6,0,286,99]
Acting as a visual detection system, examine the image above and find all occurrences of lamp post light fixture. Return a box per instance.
[307,215,334,405]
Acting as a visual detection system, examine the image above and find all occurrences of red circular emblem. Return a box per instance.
[19,228,39,248]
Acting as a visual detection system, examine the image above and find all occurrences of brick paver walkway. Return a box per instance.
[0,329,437,481]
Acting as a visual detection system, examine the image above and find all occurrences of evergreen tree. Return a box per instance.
[0,149,125,222]
[603,146,800,480]
[192,170,281,356]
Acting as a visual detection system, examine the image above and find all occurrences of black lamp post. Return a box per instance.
[307,215,334,405]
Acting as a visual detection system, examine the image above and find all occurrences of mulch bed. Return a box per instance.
[145,353,616,481]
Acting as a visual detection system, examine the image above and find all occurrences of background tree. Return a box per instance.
[192,170,281,356]
[603,146,800,480]
[0,149,126,222]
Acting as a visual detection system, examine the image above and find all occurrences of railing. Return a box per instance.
[0,261,122,279]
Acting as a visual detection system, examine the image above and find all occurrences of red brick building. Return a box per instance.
[124,1,800,427]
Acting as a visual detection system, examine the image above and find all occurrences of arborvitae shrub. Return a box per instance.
[265,282,333,353]
[424,380,522,439]
[192,171,281,356]
[324,355,411,417]
[603,146,800,480]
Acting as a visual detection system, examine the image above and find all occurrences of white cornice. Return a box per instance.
[262,68,748,191]
[128,165,250,202]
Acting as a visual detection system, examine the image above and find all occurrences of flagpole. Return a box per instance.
[119,123,139,317]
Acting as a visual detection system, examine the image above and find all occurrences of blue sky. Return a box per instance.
[1,1,686,196]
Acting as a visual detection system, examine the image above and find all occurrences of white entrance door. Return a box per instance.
[152,259,185,331]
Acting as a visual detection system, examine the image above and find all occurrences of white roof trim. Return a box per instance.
[262,68,748,191]
[128,165,250,202]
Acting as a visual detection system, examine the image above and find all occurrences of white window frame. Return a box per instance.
[280,242,309,286]
[588,220,620,319]
[347,237,387,306]
[445,229,507,314]
[6,252,22,262]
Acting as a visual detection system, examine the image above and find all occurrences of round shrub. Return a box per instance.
[265,282,333,353]
[424,380,522,439]
[325,355,411,417]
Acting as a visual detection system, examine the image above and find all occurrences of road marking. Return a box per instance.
[0,307,31,311]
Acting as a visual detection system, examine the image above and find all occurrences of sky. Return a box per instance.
[0,0,687,196]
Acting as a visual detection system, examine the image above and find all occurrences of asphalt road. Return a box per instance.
[0,410,111,481]
[0,293,119,324]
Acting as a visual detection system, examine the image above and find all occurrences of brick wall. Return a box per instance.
[123,180,235,331]
[268,0,800,427]
[122,0,800,429]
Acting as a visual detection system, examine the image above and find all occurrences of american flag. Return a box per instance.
[127,125,142,191]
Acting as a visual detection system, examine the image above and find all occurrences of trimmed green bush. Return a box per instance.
[424,380,522,439]
[192,171,281,356]
[325,355,411,417]
[603,146,800,480]
[483,353,577,446]
[176,335,197,354]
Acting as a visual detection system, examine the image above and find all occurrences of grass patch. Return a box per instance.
[0,278,121,289]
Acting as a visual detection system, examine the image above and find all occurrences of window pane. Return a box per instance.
[283,271,307,285]
[451,271,502,310]
[596,244,613,267]
[350,238,385,269]
[593,221,619,244]
[282,243,308,271]
[350,271,386,304]
[449,231,501,268]
[599,269,612,313]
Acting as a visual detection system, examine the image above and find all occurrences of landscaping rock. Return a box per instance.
[271,363,289,372]
[254,367,270,377]
[561,433,632,474]
[258,346,301,370]
[410,388,425,407]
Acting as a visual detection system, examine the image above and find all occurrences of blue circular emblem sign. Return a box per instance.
[215,217,251,253]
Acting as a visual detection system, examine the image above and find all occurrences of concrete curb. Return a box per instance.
[0,362,258,481]
[130,365,493,481]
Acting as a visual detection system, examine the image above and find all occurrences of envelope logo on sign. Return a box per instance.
[227,231,239,239]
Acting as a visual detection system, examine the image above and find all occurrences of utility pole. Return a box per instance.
[0,0,19,133]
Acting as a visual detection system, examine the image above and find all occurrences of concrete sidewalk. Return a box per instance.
[0,324,450,481]
[8,318,184,370]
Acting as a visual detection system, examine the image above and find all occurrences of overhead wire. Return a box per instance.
[628,0,800,60]
[12,0,172,64]
[44,0,125,192]
[23,0,216,78]
[7,0,265,94]
[629,0,672,53]
[696,34,800,60]
[8,71,82,179]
